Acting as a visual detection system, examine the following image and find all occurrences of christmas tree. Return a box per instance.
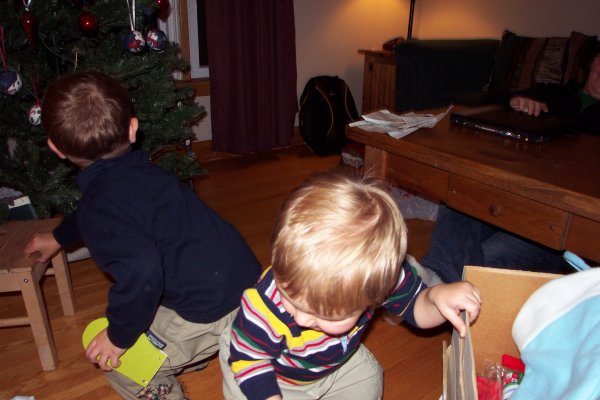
[0,0,205,221]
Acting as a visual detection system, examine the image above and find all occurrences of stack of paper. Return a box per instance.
[349,106,453,139]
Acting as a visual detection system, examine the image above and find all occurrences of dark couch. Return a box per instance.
[394,31,600,112]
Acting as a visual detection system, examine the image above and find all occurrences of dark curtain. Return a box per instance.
[205,0,297,153]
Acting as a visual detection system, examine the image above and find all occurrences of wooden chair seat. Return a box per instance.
[0,218,76,370]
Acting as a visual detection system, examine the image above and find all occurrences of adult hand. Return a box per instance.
[510,96,549,116]
[85,328,126,371]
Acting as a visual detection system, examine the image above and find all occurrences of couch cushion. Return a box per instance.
[394,39,498,111]
[488,30,570,96]
[562,31,599,86]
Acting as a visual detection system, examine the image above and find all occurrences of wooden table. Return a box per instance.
[346,109,600,263]
[0,218,76,370]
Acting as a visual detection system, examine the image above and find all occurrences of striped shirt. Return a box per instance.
[228,259,424,400]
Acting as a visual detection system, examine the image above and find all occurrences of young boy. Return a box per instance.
[24,70,261,399]
[219,171,481,400]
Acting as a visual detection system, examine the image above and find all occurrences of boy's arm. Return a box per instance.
[228,289,284,400]
[53,211,83,247]
[79,199,164,349]
[381,259,425,326]
[25,211,81,263]
[413,281,481,337]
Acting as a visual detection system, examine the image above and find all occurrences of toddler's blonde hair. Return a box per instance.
[271,171,407,318]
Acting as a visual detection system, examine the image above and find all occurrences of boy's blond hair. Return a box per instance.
[271,171,407,317]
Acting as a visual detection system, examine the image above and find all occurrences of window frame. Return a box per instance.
[160,0,210,96]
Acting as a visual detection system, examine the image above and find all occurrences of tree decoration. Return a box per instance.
[0,70,22,94]
[124,0,145,53]
[146,29,167,51]
[0,26,22,95]
[28,78,42,125]
[155,0,170,21]
[78,10,99,34]
[20,1,39,51]
[124,30,145,53]
[28,102,42,125]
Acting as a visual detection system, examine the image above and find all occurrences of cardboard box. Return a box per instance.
[443,266,560,400]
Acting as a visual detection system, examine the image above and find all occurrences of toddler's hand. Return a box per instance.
[427,282,481,337]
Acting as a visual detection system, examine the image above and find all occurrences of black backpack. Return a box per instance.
[299,76,360,155]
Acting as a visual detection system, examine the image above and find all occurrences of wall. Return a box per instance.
[195,0,599,140]
[294,0,409,117]
[417,0,600,39]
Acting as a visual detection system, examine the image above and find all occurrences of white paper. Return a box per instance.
[349,105,453,139]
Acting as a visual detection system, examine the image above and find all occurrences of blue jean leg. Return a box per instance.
[421,206,496,282]
[482,229,570,273]
[421,206,571,283]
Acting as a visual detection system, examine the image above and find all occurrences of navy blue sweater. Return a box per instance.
[54,149,261,348]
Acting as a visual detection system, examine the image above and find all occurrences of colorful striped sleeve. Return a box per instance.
[229,286,289,400]
[381,258,424,326]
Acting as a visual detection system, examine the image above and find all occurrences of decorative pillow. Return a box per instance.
[562,31,599,85]
[488,30,569,96]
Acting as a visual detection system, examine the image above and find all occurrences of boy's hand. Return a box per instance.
[431,282,481,337]
[24,232,61,263]
[85,328,126,371]
[415,282,481,337]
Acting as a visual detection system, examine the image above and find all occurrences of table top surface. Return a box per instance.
[0,218,62,272]
[347,108,600,222]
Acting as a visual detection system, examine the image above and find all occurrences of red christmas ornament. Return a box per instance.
[78,11,99,34]
[156,0,170,20]
[20,9,38,50]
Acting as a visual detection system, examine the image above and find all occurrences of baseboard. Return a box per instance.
[192,127,305,163]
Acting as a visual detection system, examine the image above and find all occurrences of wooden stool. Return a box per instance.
[0,218,76,370]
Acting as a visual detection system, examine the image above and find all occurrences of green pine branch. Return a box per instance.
[0,0,205,222]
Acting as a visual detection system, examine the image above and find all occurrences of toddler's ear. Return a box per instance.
[47,138,66,159]
[129,117,139,144]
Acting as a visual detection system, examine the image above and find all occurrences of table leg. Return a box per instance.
[50,250,76,316]
[364,146,386,179]
[18,270,58,371]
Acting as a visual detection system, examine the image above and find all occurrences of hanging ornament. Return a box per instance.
[0,26,22,95]
[146,29,167,51]
[0,70,22,95]
[28,78,42,125]
[28,102,42,125]
[78,10,99,34]
[124,0,145,53]
[124,31,145,53]
[155,0,170,21]
[20,1,39,51]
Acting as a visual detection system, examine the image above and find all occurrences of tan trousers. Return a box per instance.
[219,324,384,400]
[107,306,238,400]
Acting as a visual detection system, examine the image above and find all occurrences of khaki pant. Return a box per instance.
[219,324,383,400]
[107,306,238,400]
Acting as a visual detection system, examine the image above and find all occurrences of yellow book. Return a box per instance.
[82,318,167,387]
